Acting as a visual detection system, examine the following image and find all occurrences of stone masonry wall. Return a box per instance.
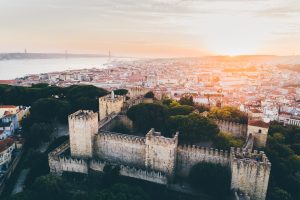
[215,120,248,138]
[176,145,230,177]
[145,129,178,176]
[69,110,98,158]
[94,132,146,167]
[99,95,124,121]
[231,148,271,200]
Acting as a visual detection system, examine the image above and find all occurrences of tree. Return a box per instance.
[92,184,151,200]
[65,85,108,111]
[114,89,128,96]
[110,121,131,134]
[127,103,167,133]
[213,132,243,150]
[144,91,154,99]
[267,187,293,200]
[188,162,231,198]
[162,98,172,106]
[31,175,68,200]
[208,106,248,123]
[24,151,50,186]
[179,95,194,106]
[167,105,194,116]
[264,122,300,200]
[26,123,53,147]
[30,98,72,123]
[194,103,210,113]
[166,113,219,141]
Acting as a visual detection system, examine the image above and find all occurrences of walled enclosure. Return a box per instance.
[49,92,271,200]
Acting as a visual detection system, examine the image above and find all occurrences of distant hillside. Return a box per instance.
[0,53,107,60]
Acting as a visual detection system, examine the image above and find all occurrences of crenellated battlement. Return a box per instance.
[128,87,149,98]
[230,147,271,200]
[97,131,146,145]
[58,155,87,165]
[49,106,271,200]
[119,164,168,185]
[48,141,70,160]
[69,110,98,121]
[99,95,124,102]
[230,147,271,168]
[145,128,179,146]
[177,145,230,159]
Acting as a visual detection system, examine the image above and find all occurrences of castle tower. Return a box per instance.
[145,129,179,177]
[247,120,269,147]
[230,148,271,200]
[99,92,125,121]
[69,110,98,158]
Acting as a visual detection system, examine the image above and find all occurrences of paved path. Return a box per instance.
[11,168,30,195]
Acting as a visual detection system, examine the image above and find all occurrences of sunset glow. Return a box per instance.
[0,0,300,57]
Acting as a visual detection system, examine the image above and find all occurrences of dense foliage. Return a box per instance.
[265,121,300,200]
[0,84,108,111]
[25,123,53,148]
[110,121,131,134]
[166,113,219,141]
[127,103,167,133]
[178,95,194,106]
[0,84,108,149]
[113,89,128,96]
[188,162,231,198]
[213,132,244,150]
[208,106,248,123]
[167,105,194,116]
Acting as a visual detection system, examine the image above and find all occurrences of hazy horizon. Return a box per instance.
[1,0,300,58]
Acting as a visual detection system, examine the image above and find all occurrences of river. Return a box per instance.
[0,57,134,80]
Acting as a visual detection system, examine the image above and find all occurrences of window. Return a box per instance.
[258,129,262,133]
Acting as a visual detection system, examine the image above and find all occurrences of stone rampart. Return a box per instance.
[215,119,247,138]
[94,131,146,167]
[231,148,271,200]
[119,165,168,185]
[176,145,230,177]
[58,156,88,174]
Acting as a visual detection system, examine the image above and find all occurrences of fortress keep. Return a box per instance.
[49,92,271,200]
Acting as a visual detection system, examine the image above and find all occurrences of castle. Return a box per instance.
[49,90,271,200]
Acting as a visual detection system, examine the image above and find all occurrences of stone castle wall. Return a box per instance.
[94,132,146,167]
[145,129,178,176]
[90,159,168,185]
[99,94,124,121]
[231,148,271,200]
[215,120,247,138]
[247,125,268,147]
[69,110,98,158]
[49,92,271,200]
[176,145,230,177]
[48,141,88,175]
[49,140,270,200]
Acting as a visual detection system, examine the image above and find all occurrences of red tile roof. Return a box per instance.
[0,105,17,108]
[248,120,270,128]
[250,108,262,113]
[0,80,15,85]
[0,137,14,152]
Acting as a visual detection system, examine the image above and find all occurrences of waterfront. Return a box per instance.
[0,57,135,79]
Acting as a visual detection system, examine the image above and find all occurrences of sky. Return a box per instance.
[1,0,300,57]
